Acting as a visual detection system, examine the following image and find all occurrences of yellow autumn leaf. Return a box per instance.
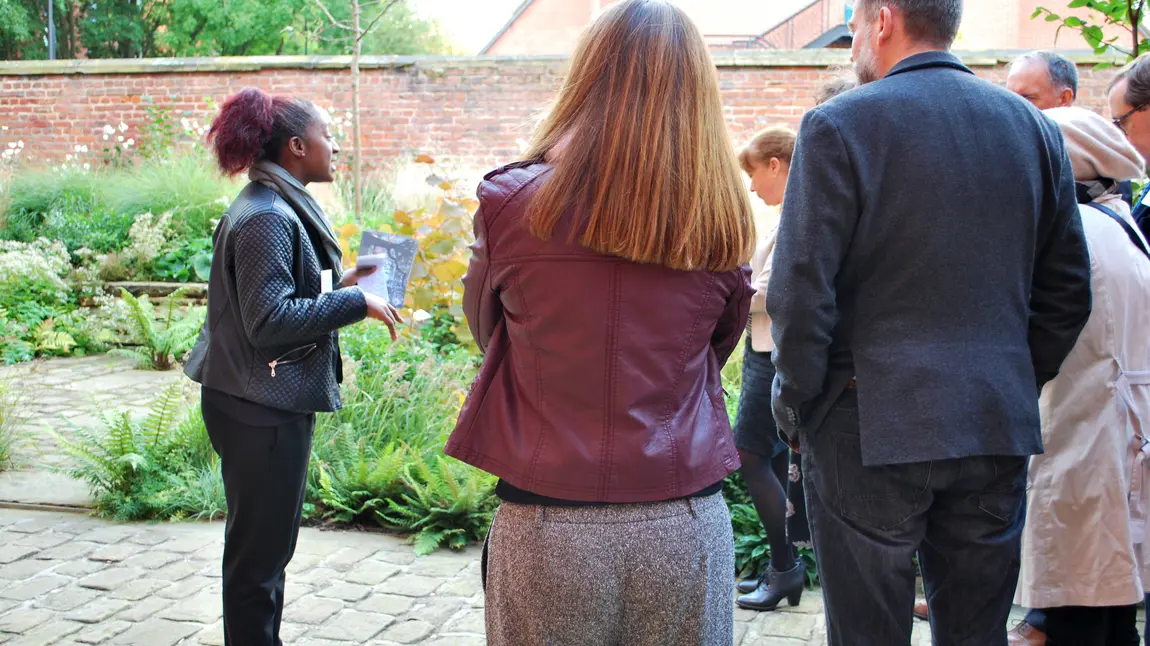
[393,210,411,226]
[439,180,454,191]
[432,259,468,282]
[415,153,436,164]
[337,223,360,238]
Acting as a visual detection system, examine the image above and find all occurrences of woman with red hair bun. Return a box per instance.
[183,87,401,646]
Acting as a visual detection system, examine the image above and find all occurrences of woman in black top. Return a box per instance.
[184,88,400,646]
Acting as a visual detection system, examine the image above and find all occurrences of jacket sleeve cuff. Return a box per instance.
[329,286,370,329]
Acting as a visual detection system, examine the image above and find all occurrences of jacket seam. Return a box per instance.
[451,349,511,449]
[480,166,550,233]
[657,276,715,496]
[597,264,621,499]
[512,267,549,492]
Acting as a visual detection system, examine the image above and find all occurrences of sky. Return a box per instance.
[409,0,810,55]
[409,0,523,54]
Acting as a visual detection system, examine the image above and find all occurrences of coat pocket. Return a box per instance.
[267,343,318,378]
[245,340,328,412]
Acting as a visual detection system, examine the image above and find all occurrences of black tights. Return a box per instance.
[738,448,793,572]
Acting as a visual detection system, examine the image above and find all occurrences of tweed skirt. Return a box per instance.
[483,492,735,646]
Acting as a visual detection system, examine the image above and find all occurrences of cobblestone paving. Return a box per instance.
[0,356,1071,644]
[0,508,898,646]
[0,355,182,470]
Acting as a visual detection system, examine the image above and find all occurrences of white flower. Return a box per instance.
[345,112,352,121]
[83,163,90,170]
[80,145,89,153]
[1,126,8,131]
[6,143,14,149]
[124,139,134,149]
[117,135,124,142]
[103,124,115,135]
[65,154,72,161]
[16,141,22,148]
[413,309,432,322]
[74,144,82,152]
[103,135,109,141]
[118,122,128,133]
[181,118,190,129]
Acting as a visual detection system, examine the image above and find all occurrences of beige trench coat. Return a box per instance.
[1016,196,1150,609]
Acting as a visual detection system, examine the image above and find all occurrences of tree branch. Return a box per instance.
[311,0,352,31]
[357,0,402,42]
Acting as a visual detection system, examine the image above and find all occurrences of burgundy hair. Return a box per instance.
[207,88,318,176]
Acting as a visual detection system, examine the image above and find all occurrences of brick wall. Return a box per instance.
[0,51,1124,172]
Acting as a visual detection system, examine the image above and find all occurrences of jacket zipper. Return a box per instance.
[268,344,318,377]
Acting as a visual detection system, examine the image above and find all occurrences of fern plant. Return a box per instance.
[32,319,77,356]
[376,454,498,555]
[110,287,205,370]
[308,424,408,524]
[53,382,214,520]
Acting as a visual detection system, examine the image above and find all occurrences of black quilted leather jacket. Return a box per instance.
[184,183,367,413]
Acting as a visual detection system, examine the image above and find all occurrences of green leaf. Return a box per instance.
[192,253,212,282]
[1068,0,1090,6]
[1064,16,1085,26]
[1045,13,1063,21]
[412,529,446,556]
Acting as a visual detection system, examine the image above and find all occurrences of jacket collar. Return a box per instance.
[884,50,973,79]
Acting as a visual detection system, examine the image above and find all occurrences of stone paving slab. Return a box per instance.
[0,508,1119,646]
[0,357,1143,645]
[0,355,182,508]
[0,508,856,645]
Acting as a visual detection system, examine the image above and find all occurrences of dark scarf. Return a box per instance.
[248,160,343,276]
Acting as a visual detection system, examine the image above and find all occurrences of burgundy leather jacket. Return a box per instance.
[444,161,754,503]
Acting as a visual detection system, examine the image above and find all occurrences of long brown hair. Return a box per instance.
[524,0,754,272]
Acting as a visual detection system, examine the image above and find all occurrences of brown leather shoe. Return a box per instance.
[913,599,929,620]
[1008,621,1047,645]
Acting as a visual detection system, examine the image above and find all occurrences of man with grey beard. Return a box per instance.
[766,0,1092,643]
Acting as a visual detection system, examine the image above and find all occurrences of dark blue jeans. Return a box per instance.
[801,392,1028,646]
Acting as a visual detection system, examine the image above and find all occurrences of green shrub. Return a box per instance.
[0,153,235,270]
[330,322,478,451]
[103,153,235,242]
[0,168,101,243]
[150,236,212,283]
[60,329,493,554]
[53,309,117,356]
[0,239,76,360]
[0,309,33,364]
[55,382,218,521]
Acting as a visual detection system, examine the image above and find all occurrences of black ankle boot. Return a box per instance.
[735,559,805,611]
[736,571,761,594]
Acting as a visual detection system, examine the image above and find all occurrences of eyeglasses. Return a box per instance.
[1113,104,1148,131]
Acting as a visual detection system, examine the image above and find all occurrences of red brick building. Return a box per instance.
[480,0,1137,56]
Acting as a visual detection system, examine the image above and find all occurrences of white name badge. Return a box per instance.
[1140,190,1150,207]
[320,270,333,294]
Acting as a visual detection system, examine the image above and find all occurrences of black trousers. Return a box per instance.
[1044,605,1140,646]
[203,400,315,646]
